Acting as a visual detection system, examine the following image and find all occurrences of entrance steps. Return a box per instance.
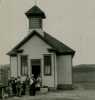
[36,87,48,95]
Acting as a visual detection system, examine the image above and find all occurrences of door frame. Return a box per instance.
[30,59,41,77]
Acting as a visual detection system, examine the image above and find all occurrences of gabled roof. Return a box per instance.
[25,5,46,18]
[44,32,75,55]
[7,30,75,56]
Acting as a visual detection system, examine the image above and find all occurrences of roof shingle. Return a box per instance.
[44,32,75,55]
[7,30,75,56]
[25,5,46,18]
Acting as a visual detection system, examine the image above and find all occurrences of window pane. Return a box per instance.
[44,55,51,75]
[21,55,28,75]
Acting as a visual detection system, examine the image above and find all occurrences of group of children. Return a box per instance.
[7,75,41,97]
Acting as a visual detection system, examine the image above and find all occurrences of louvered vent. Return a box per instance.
[29,18,42,29]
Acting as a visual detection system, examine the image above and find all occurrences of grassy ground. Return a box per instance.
[5,90,95,100]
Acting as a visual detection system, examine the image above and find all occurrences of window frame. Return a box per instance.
[43,54,52,76]
[20,55,28,76]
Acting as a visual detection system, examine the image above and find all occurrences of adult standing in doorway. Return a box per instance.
[29,75,36,96]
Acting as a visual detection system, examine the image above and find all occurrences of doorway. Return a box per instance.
[31,59,41,79]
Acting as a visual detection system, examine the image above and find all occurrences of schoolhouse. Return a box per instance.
[7,5,75,89]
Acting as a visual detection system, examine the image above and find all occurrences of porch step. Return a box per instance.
[36,87,48,95]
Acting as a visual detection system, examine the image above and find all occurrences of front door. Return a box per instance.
[31,59,41,79]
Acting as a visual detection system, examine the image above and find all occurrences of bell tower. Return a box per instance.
[25,5,46,30]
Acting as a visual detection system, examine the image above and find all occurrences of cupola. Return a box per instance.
[25,5,46,30]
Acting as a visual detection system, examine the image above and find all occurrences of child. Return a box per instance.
[36,76,41,91]
[16,76,21,96]
[8,79,12,97]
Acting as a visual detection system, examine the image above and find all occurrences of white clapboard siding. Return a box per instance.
[57,55,72,85]
[19,35,55,87]
[10,57,17,77]
[42,54,56,88]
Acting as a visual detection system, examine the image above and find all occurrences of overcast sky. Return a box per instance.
[0,0,95,65]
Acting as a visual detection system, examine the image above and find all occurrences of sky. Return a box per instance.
[0,0,95,65]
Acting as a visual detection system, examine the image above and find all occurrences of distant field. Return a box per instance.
[73,71,95,82]
[73,82,95,90]
[73,64,95,89]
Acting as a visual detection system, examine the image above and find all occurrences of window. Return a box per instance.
[44,54,52,75]
[21,55,28,75]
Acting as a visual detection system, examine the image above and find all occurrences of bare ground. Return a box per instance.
[5,90,95,100]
